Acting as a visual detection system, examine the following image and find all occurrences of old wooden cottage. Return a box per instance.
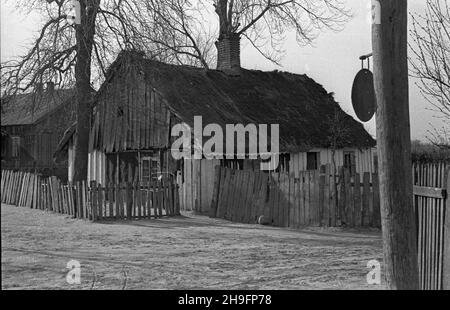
[57,47,376,212]
[1,83,75,180]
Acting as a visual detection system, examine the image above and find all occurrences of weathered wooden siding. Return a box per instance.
[2,105,72,179]
[92,68,171,153]
[180,148,376,214]
[69,144,107,185]
[87,150,107,185]
[289,148,376,177]
[68,139,75,183]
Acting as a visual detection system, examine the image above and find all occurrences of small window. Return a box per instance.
[141,155,160,182]
[11,136,21,158]
[344,151,356,174]
[307,152,319,170]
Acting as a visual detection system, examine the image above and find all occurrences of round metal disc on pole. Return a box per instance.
[351,69,376,122]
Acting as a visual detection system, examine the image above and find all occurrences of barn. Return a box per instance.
[56,49,376,213]
[1,83,75,180]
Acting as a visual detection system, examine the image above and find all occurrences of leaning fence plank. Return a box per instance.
[443,168,450,290]
[237,171,249,223]
[19,172,26,207]
[158,181,164,218]
[18,172,25,206]
[127,182,133,220]
[26,173,32,208]
[329,172,336,227]
[32,174,38,209]
[250,171,261,224]
[108,182,113,219]
[228,170,239,222]
[209,166,221,218]
[97,182,103,221]
[311,171,320,227]
[66,183,72,216]
[217,168,228,219]
[146,182,151,218]
[281,173,289,227]
[92,182,98,221]
[244,171,255,224]
[9,171,15,205]
[224,169,235,221]
[81,181,87,219]
[168,180,173,216]
[152,181,158,218]
[362,172,371,227]
[372,173,380,227]
[354,173,362,227]
[294,175,301,228]
[137,182,142,219]
[116,183,122,220]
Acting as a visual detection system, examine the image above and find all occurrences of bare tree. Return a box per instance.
[1,0,351,181]
[410,0,450,149]
[214,0,350,64]
[127,0,216,68]
[131,0,351,67]
[1,0,126,181]
[0,0,211,181]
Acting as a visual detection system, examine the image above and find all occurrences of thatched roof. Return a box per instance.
[1,89,75,126]
[106,52,375,151]
[56,51,376,157]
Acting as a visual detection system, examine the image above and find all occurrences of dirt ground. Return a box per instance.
[1,204,386,290]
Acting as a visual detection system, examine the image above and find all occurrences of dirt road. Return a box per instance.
[1,204,385,289]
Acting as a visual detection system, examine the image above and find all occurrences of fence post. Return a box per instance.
[127,182,133,220]
[443,168,450,290]
[175,183,181,216]
[91,181,98,222]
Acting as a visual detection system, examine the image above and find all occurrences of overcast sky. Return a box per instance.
[0,0,444,141]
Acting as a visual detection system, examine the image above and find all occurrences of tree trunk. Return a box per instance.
[73,0,99,182]
[216,0,231,38]
[372,0,419,289]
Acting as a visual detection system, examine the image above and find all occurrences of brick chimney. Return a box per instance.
[35,82,44,94]
[46,81,55,93]
[215,33,241,75]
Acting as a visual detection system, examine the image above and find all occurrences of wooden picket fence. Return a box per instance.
[412,162,449,290]
[210,165,381,228]
[1,170,180,221]
[209,163,449,290]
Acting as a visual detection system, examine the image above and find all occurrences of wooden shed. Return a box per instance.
[1,84,75,180]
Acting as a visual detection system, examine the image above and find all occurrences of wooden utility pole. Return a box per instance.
[372,0,419,289]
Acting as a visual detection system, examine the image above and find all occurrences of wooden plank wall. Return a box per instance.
[412,162,448,290]
[210,165,381,228]
[92,74,171,153]
[289,148,376,177]
[1,170,180,222]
